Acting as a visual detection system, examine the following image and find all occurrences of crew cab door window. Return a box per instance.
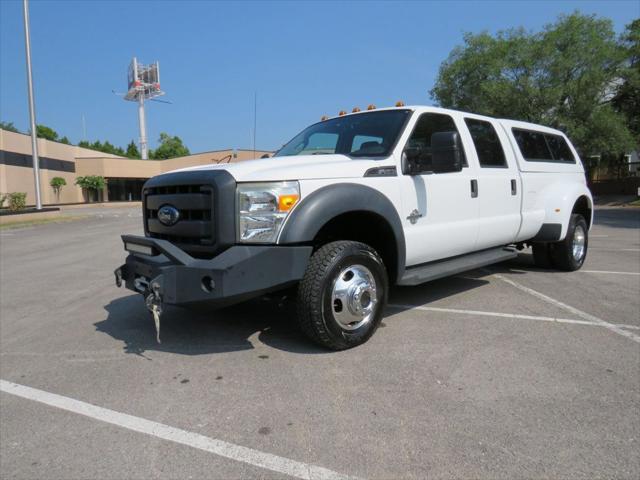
[405,113,467,171]
[464,118,506,167]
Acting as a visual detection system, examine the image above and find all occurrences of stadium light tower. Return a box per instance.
[124,58,164,159]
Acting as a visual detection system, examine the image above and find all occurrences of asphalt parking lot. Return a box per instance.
[1,205,638,479]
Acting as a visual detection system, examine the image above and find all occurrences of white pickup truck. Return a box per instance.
[116,105,593,350]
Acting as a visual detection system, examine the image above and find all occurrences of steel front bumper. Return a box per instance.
[115,235,312,308]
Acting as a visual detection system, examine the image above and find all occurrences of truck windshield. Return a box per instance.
[275,109,411,158]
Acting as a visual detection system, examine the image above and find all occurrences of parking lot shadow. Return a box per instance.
[96,294,329,357]
[387,273,492,317]
[97,253,556,356]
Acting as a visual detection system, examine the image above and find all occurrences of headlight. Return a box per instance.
[237,181,300,243]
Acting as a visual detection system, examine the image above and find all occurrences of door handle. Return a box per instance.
[511,179,517,195]
[470,179,478,198]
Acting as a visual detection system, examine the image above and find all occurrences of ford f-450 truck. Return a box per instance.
[115,106,593,350]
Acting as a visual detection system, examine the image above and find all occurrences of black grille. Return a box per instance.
[144,184,215,256]
[141,170,237,259]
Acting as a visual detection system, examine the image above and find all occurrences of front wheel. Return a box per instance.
[550,214,589,271]
[296,241,388,350]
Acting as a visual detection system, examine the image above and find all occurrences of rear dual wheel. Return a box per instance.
[532,214,588,271]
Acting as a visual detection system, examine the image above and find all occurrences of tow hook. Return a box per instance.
[145,281,163,344]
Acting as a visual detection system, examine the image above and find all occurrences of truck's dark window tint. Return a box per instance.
[545,134,575,162]
[513,128,576,163]
[512,129,553,161]
[275,110,410,158]
[406,113,467,169]
[464,118,506,167]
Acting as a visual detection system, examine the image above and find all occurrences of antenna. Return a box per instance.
[122,57,165,159]
[253,92,257,158]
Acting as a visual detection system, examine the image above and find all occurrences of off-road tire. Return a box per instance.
[549,214,588,271]
[296,241,388,350]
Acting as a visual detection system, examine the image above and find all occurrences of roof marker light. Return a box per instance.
[395,101,405,107]
[352,107,361,113]
[321,115,329,121]
[367,104,376,110]
[338,110,347,116]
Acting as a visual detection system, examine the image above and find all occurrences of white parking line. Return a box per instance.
[388,304,597,326]
[490,273,640,344]
[0,380,361,480]
[582,270,640,276]
[387,304,640,330]
[589,248,640,252]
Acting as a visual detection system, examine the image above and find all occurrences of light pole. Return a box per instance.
[22,0,42,210]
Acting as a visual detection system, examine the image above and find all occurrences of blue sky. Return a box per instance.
[1,1,638,153]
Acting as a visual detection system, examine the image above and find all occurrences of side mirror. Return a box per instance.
[401,146,423,175]
[431,131,463,173]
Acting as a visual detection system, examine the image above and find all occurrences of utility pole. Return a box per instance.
[138,96,148,159]
[22,0,42,209]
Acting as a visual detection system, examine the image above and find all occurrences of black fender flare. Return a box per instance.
[278,183,406,282]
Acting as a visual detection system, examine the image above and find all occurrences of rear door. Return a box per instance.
[463,116,522,249]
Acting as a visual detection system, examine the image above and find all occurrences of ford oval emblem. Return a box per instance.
[157,205,180,226]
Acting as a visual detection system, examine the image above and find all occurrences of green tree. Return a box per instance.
[612,19,640,144]
[151,132,190,159]
[125,140,140,159]
[59,136,71,145]
[0,121,19,133]
[430,13,635,160]
[36,124,59,141]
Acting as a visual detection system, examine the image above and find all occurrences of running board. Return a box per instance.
[398,247,518,286]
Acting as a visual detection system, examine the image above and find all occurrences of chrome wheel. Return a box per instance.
[572,225,586,261]
[330,264,378,331]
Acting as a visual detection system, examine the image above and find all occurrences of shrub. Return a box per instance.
[8,192,27,211]
[0,193,7,208]
[75,175,106,203]
[75,175,106,191]
[50,177,67,199]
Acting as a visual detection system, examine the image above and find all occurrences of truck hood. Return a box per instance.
[167,154,387,182]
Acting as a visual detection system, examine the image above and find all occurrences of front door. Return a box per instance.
[399,112,480,266]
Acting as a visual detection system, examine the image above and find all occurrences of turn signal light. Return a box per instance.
[395,101,405,107]
[278,194,300,212]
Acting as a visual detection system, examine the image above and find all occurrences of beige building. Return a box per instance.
[0,129,271,205]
